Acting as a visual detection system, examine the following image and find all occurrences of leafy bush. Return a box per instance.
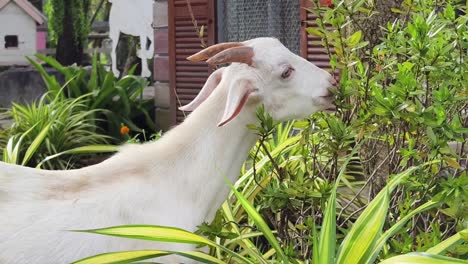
[1,92,114,169]
[28,54,155,141]
[305,0,467,257]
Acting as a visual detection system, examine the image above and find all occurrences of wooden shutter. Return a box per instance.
[300,0,335,71]
[169,0,216,124]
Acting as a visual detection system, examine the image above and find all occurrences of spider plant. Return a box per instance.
[2,91,116,169]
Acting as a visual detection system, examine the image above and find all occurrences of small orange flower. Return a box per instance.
[120,125,130,135]
[320,0,333,7]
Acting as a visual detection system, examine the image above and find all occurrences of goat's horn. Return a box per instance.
[206,46,254,66]
[187,42,244,62]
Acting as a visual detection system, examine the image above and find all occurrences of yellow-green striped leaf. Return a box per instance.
[75,225,215,246]
[221,202,268,263]
[337,166,421,264]
[37,145,118,168]
[226,180,289,262]
[426,229,468,255]
[72,250,170,264]
[174,251,228,264]
[22,123,51,166]
[319,143,362,264]
[379,252,468,264]
[365,200,440,264]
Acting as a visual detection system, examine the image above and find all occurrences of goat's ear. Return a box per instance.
[218,80,257,127]
[179,68,224,112]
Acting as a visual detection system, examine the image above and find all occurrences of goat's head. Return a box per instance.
[180,38,336,127]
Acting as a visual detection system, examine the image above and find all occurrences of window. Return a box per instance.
[5,35,19,48]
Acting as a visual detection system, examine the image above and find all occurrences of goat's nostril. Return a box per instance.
[329,77,338,86]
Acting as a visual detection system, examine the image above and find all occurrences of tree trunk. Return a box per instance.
[55,0,84,66]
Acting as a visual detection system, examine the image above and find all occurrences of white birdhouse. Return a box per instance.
[0,0,46,66]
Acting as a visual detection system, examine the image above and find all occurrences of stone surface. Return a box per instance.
[0,67,59,108]
[153,55,169,81]
[153,1,168,28]
[0,118,13,129]
[154,82,170,109]
[155,107,171,131]
[154,28,168,54]
[143,85,155,101]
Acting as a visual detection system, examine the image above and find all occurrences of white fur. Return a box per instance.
[0,38,334,263]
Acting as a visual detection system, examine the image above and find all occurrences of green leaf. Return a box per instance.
[72,250,171,264]
[444,4,455,20]
[226,180,289,262]
[337,165,425,264]
[365,200,440,264]
[306,27,324,38]
[426,127,437,145]
[37,144,118,168]
[88,53,99,92]
[221,203,268,263]
[347,31,362,46]
[27,56,61,95]
[75,225,215,246]
[174,251,228,264]
[21,123,51,166]
[426,229,468,255]
[379,252,468,264]
[318,143,363,264]
[76,225,252,263]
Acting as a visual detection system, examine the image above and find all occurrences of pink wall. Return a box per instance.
[36,31,46,50]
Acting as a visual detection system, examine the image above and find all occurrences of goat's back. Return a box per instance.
[0,157,204,263]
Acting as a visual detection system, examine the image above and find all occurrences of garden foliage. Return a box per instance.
[28,54,155,140]
[1,92,112,169]
[0,53,154,168]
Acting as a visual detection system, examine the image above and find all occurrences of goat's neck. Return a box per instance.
[175,87,259,175]
[160,87,259,220]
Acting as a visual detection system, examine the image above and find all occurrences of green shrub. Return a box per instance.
[1,92,112,169]
[28,53,155,141]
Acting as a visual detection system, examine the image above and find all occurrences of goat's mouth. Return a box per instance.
[319,96,336,112]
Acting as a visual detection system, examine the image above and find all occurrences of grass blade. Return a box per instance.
[21,123,51,166]
[174,251,228,264]
[72,250,171,264]
[75,225,215,246]
[37,145,118,168]
[226,179,289,263]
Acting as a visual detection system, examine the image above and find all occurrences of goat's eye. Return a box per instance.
[281,67,294,79]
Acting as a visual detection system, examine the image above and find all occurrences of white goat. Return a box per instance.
[0,38,336,263]
[108,0,154,77]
